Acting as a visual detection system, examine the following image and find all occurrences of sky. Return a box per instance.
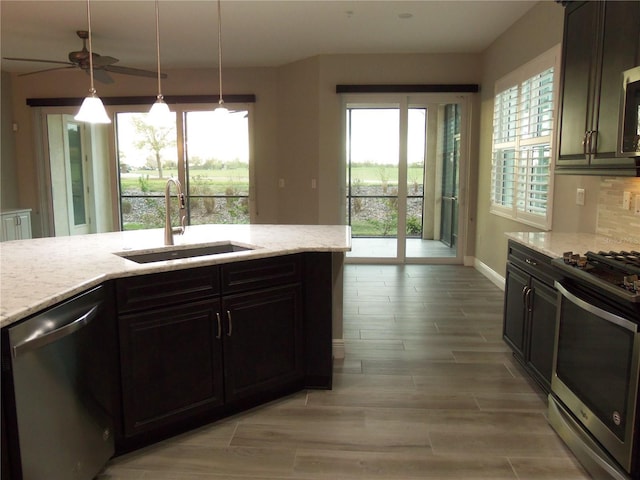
[116,109,249,168]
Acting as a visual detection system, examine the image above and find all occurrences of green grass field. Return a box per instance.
[121,168,249,194]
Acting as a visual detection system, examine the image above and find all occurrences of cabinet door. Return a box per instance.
[592,0,640,162]
[222,285,304,404]
[15,213,31,240]
[1,216,16,242]
[557,1,600,164]
[119,299,224,437]
[503,264,528,357]
[527,278,558,392]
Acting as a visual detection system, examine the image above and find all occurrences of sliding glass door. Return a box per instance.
[344,95,468,263]
[114,105,252,230]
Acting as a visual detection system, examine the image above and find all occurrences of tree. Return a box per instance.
[131,116,176,179]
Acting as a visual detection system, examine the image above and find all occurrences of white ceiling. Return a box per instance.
[1,0,537,75]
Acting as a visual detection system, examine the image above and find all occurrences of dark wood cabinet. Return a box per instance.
[222,285,304,404]
[526,278,557,385]
[503,241,559,393]
[220,255,304,405]
[503,264,528,357]
[116,256,311,451]
[118,298,225,438]
[556,0,640,175]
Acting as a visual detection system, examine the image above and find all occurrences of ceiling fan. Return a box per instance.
[3,30,167,84]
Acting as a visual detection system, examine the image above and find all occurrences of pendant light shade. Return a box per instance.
[149,0,171,120]
[76,92,111,123]
[215,0,229,116]
[75,0,111,124]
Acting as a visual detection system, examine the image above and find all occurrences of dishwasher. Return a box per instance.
[4,285,116,480]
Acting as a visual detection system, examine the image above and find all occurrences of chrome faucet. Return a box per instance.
[164,177,186,245]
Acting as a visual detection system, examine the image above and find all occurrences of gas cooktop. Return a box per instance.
[552,250,640,303]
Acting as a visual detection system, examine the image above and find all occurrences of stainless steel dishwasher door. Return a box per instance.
[8,286,114,480]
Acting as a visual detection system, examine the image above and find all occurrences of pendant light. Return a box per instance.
[75,0,111,124]
[149,0,170,119]
[214,0,229,116]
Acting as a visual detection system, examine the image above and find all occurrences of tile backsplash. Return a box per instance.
[597,177,640,244]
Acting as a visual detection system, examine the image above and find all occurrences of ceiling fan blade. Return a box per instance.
[92,54,119,67]
[4,57,73,66]
[104,65,167,79]
[90,68,115,85]
[18,66,76,77]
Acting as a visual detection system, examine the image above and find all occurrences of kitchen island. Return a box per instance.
[1,224,351,476]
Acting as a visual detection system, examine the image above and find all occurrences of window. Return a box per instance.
[115,105,252,230]
[490,45,560,230]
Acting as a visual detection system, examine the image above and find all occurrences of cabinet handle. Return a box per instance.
[525,258,537,266]
[525,287,533,312]
[589,130,597,154]
[582,131,589,155]
[522,285,528,300]
[215,312,222,339]
[226,310,233,337]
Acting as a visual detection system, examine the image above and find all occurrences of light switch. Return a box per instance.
[278,178,285,188]
[576,188,585,206]
[623,191,632,210]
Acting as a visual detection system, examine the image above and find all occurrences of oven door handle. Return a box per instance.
[555,281,639,332]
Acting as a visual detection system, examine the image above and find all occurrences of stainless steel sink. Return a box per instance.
[117,243,254,264]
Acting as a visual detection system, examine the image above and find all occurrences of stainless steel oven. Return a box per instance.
[549,270,640,480]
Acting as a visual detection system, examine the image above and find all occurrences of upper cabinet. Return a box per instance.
[555,0,640,176]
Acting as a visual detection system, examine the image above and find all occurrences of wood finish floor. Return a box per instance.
[99,264,590,480]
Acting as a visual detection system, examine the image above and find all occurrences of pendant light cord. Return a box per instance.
[86,0,96,94]
[155,0,163,100]
[217,0,224,106]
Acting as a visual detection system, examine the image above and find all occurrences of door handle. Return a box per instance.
[12,305,99,359]
[226,310,233,337]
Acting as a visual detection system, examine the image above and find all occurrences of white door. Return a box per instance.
[48,115,94,235]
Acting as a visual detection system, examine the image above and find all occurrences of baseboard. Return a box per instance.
[332,339,345,359]
[472,257,505,291]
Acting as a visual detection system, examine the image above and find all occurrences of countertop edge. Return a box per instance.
[505,231,640,259]
[0,225,351,328]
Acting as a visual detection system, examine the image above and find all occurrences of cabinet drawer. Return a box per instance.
[221,255,302,294]
[507,241,559,286]
[116,266,219,314]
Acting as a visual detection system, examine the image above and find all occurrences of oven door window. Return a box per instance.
[556,296,635,442]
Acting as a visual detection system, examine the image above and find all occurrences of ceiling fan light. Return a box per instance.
[75,92,111,124]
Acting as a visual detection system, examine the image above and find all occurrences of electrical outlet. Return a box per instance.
[635,195,640,216]
[623,191,632,210]
[576,188,585,206]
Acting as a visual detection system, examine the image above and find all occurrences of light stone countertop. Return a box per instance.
[505,231,640,259]
[0,224,351,328]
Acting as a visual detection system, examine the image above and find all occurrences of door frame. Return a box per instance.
[341,93,472,265]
